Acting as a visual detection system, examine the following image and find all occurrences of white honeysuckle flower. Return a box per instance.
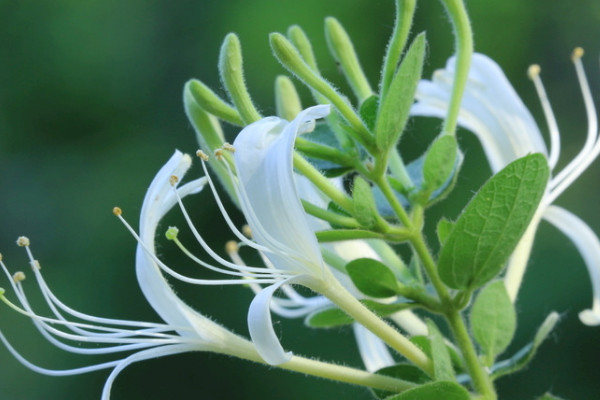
[0,151,259,400]
[411,50,600,325]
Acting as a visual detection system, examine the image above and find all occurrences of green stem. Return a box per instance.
[446,311,497,399]
[380,0,417,101]
[375,175,411,227]
[410,234,451,304]
[302,200,360,229]
[295,137,354,166]
[319,278,434,376]
[293,152,354,212]
[316,229,385,242]
[439,0,473,136]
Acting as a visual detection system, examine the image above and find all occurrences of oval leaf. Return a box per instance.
[346,258,400,298]
[423,135,458,193]
[438,153,549,289]
[470,281,516,364]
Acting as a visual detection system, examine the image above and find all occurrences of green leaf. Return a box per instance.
[386,381,470,400]
[427,320,455,381]
[360,95,379,131]
[470,281,516,364]
[492,312,560,379]
[410,336,465,373]
[423,135,458,193]
[346,258,400,298]
[305,307,353,328]
[437,153,550,290]
[436,218,454,246]
[353,176,379,228]
[305,300,413,328]
[375,33,426,151]
[372,363,431,399]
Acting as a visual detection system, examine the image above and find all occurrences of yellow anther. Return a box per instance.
[112,207,123,216]
[572,47,584,61]
[0,253,3,261]
[223,142,236,153]
[13,271,25,283]
[242,225,252,238]
[169,175,179,186]
[32,259,41,270]
[214,148,224,161]
[527,64,541,80]
[225,240,239,254]
[196,150,210,161]
[16,236,30,247]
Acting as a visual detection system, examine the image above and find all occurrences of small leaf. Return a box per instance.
[427,320,455,381]
[492,312,560,379]
[376,33,426,151]
[470,281,516,364]
[386,381,470,400]
[423,135,458,193]
[346,258,400,298]
[360,95,379,131]
[436,218,454,246]
[438,153,550,290]
[305,300,412,329]
[372,363,431,399]
[305,307,353,328]
[410,336,465,373]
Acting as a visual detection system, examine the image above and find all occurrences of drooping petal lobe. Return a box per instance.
[233,105,330,276]
[248,279,296,365]
[543,205,600,325]
[352,323,394,373]
[411,53,548,172]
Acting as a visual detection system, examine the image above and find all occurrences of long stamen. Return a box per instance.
[546,48,600,204]
[113,208,282,285]
[167,227,280,276]
[528,64,561,169]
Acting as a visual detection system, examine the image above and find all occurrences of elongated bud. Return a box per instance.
[219,33,261,124]
[324,17,373,103]
[186,79,243,126]
[352,176,379,229]
[423,134,458,194]
[275,76,302,121]
[287,25,318,71]
[270,32,374,151]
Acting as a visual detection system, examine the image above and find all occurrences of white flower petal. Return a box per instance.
[543,205,600,326]
[411,53,547,172]
[248,278,298,365]
[233,105,330,276]
[352,323,394,373]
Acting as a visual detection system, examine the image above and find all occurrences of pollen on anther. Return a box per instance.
[214,148,224,161]
[527,64,541,80]
[196,150,210,161]
[13,271,26,283]
[169,175,179,186]
[16,236,30,247]
[32,259,41,270]
[572,47,584,61]
[223,142,236,153]
[225,240,239,254]
[113,207,123,216]
[242,225,252,238]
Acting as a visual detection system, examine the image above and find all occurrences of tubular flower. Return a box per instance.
[0,151,259,400]
[411,50,600,325]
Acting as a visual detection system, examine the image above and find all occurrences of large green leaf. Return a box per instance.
[470,281,516,364]
[386,381,470,400]
[372,363,431,399]
[438,154,549,289]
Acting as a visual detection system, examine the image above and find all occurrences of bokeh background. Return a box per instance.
[1,0,600,399]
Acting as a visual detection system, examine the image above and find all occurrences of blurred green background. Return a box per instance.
[1,0,599,399]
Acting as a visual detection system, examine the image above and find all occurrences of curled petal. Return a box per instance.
[543,205,600,325]
[233,105,330,276]
[411,54,547,172]
[352,323,394,373]
[248,278,298,365]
